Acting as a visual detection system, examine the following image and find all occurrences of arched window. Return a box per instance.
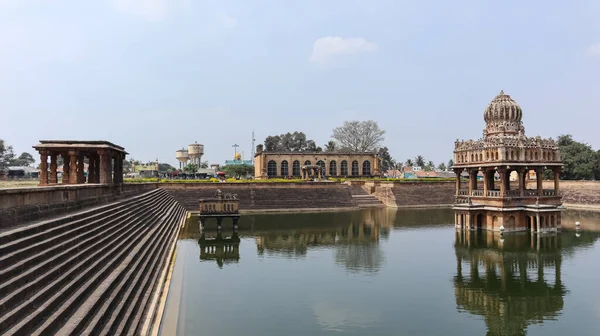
[543,151,546,161]
[316,160,325,176]
[495,152,498,160]
[267,160,277,177]
[534,152,538,160]
[341,160,348,176]
[329,160,337,176]
[304,160,311,166]
[471,154,474,162]
[281,160,289,176]
[292,160,301,176]
[362,161,371,176]
[479,154,482,161]
[351,160,359,176]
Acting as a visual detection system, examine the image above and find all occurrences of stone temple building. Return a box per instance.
[452,91,563,233]
[253,145,379,179]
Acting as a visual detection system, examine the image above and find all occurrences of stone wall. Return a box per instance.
[0,183,157,229]
[160,182,357,211]
[358,181,456,207]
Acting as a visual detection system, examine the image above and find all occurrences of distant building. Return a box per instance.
[7,166,40,179]
[132,161,159,178]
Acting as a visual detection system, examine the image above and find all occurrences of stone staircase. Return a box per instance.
[349,186,385,208]
[0,188,186,336]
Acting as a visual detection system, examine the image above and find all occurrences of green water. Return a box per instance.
[161,209,600,336]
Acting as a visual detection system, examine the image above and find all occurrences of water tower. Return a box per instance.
[175,148,189,169]
[188,142,204,166]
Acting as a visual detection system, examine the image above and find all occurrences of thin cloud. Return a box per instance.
[111,0,169,21]
[309,36,377,65]
[218,13,238,29]
[587,43,600,57]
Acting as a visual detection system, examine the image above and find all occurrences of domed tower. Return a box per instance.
[483,90,525,138]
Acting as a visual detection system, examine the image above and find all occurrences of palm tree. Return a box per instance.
[437,163,447,171]
[415,155,425,167]
[405,159,414,167]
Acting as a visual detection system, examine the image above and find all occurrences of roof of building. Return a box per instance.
[414,170,440,178]
[257,151,377,157]
[7,166,39,173]
[33,140,127,154]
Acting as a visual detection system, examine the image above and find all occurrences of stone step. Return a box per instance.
[0,191,162,279]
[0,191,175,335]
[0,189,162,252]
[33,200,183,335]
[0,192,169,310]
[56,203,183,336]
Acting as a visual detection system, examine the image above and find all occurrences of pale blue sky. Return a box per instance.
[1,0,599,167]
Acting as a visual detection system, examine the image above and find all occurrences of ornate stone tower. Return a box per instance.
[452,91,563,233]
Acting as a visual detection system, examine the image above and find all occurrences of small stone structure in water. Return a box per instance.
[452,91,563,233]
[198,189,240,229]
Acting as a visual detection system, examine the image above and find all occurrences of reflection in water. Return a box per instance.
[198,232,241,268]
[454,230,600,336]
[254,215,387,273]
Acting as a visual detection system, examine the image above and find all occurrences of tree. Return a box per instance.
[158,163,176,172]
[264,132,321,152]
[183,163,198,173]
[378,147,395,172]
[405,159,414,167]
[324,141,337,152]
[331,120,385,152]
[447,159,454,169]
[199,160,209,169]
[12,152,35,167]
[222,164,254,178]
[437,163,447,171]
[0,139,15,170]
[424,161,435,171]
[415,155,425,167]
[556,134,599,180]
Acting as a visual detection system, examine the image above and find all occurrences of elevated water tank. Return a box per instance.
[176,149,189,169]
[188,142,204,165]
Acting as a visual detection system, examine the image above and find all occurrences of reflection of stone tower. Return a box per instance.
[198,232,240,268]
[454,231,565,336]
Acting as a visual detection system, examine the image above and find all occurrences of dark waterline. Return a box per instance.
[161,209,600,336]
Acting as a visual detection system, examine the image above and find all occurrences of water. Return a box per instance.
[161,209,600,336]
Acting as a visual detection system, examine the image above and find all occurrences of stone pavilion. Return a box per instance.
[452,91,563,233]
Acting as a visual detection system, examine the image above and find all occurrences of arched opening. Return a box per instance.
[550,216,555,228]
[304,160,311,166]
[329,160,337,176]
[316,160,325,176]
[267,160,277,177]
[292,160,301,176]
[540,216,545,230]
[508,216,515,231]
[534,152,538,160]
[476,214,483,230]
[351,160,359,176]
[495,152,499,160]
[492,216,498,230]
[280,160,289,176]
[527,216,532,231]
[362,161,371,176]
[471,154,474,162]
[341,160,348,176]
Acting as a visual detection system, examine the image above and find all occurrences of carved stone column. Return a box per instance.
[483,169,488,196]
[39,150,48,186]
[49,152,58,184]
[77,154,85,183]
[536,168,543,196]
[99,150,112,185]
[553,168,560,194]
[69,151,78,184]
[62,152,70,184]
[498,169,506,196]
[518,169,525,197]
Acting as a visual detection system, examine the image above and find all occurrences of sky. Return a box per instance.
[1,0,599,168]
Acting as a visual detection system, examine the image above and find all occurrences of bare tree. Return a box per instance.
[331,120,385,152]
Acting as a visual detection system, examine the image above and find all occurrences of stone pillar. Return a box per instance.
[455,170,461,196]
[553,168,560,194]
[499,169,506,196]
[99,150,113,185]
[518,169,525,197]
[62,152,70,184]
[49,152,58,184]
[536,168,543,196]
[69,151,78,184]
[39,150,48,186]
[77,154,85,183]
[483,169,488,196]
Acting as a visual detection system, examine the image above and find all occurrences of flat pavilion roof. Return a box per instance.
[33,140,128,154]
